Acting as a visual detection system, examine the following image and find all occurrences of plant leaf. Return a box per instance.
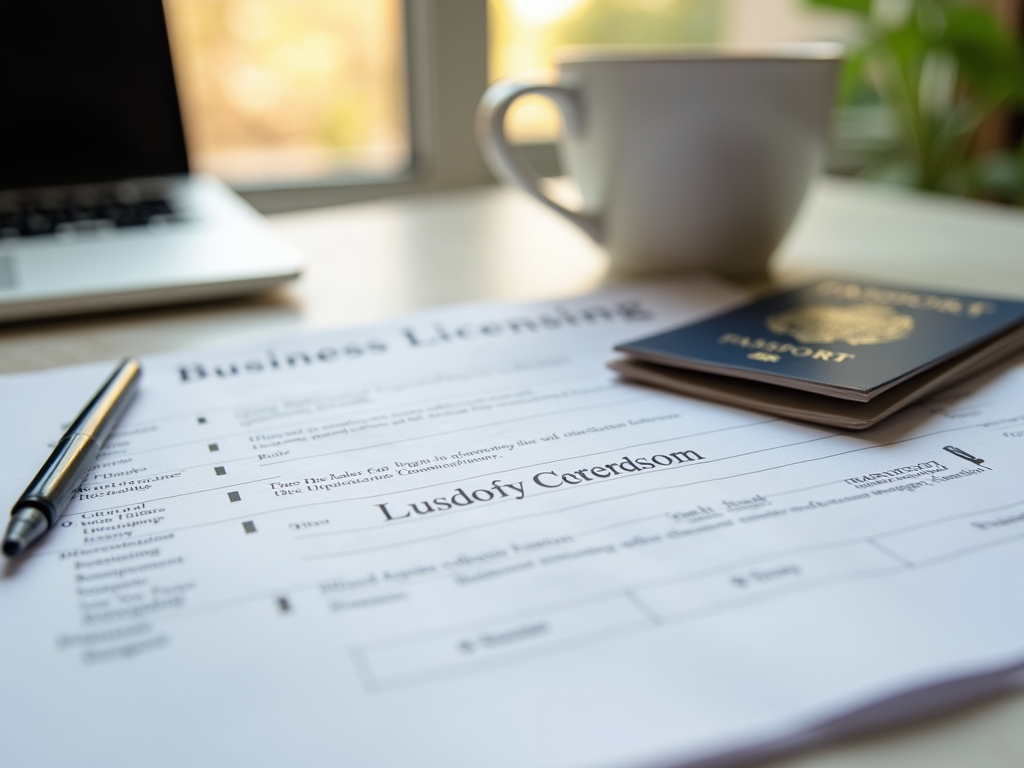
[941,6,1024,105]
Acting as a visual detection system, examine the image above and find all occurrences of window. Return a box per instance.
[165,0,410,187]
[164,0,492,213]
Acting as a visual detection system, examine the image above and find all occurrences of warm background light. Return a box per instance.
[164,0,848,184]
[165,0,409,185]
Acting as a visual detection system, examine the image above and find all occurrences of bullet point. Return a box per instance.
[214,466,226,476]
[242,521,256,534]
[228,491,241,503]
[208,443,219,452]
[278,597,291,613]
[197,416,207,424]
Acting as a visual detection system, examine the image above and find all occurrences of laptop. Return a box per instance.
[0,0,303,323]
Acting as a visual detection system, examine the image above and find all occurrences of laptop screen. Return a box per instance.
[0,0,189,192]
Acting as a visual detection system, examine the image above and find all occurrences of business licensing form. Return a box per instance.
[2,277,1024,768]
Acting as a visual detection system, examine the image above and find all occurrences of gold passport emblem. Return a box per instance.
[766,303,914,346]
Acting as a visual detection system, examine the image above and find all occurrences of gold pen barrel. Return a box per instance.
[69,357,141,444]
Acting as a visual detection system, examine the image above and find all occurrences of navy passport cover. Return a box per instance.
[616,280,1024,400]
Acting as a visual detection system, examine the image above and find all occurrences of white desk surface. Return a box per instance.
[2,176,1024,766]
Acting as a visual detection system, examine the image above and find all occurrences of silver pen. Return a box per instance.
[3,357,141,557]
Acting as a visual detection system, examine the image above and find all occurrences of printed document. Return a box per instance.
[2,277,1024,768]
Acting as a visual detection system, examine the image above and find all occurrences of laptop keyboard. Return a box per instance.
[0,196,179,240]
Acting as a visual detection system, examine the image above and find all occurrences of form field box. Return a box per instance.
[361,597,649,685]
[877,506,1024,564]
[635,542,900,620]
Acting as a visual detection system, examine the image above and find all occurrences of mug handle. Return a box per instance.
[476,77,603,242]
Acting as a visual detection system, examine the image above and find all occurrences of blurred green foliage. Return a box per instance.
[808,0,1024,203]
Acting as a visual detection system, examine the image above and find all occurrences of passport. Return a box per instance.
[613,279,1024,429]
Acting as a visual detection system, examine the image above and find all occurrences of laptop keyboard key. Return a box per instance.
[0,195,179,239]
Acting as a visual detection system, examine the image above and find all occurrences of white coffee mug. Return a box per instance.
[477,45,842,278]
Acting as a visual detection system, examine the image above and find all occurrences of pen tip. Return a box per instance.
[3,507,49,558]
[2,538,22,557]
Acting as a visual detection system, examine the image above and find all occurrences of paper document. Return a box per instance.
[3,277,1024,768]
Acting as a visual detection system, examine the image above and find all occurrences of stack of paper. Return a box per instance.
[1,277,1023,768]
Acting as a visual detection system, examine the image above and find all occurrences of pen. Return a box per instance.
[3,357,141,558]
